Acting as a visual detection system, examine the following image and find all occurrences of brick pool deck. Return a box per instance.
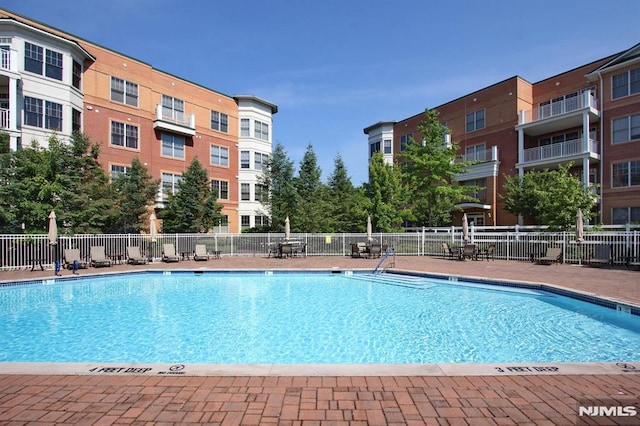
[1,255,639,424]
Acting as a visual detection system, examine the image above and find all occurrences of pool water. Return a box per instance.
[1,272,639,364]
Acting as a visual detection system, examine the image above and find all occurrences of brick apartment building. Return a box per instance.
[365,43,640,227]
[0,8,277,233]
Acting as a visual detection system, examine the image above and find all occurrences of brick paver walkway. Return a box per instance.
[1,256,640,424]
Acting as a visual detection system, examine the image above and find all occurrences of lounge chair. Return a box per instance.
[90,246,112,267]
[536,247,562,265]
[461,243,478,261]
[588,244,612,268]
[126,246,148,265]
[193,244,211,261]
[162,243,180,262]
[63,248,88,270]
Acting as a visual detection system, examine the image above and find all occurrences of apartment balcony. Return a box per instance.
[455,146,499,181]
[517,91,599,137]
[153,104,196,136]
[518,137,599,169]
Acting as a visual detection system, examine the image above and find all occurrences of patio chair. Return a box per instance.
[536,247,562,265]
[441,242,457,260]
[268,243,280,258]
[193,244,211,261]
[90,246,112,268]
[478,244,496,261]
[588,244,612,268]
[63,248,88,270]
[126,246,148,265]
[461,243,478,261]
[162,243,180,263]
[350,242,367,258]
[369,243,382,258]
[279,243,293,258]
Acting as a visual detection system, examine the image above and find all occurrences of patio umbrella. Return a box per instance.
[366,215,373,243]
[575,209,584,243]
[48,210,58,245]
[462,213,470,243]
[149,212,158,242]
[284,216,290,241]
[48,210,60,275]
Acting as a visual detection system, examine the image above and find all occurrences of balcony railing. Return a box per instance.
[519,92,598,125]
[522,138,598,164]
[0,108,9,129]
[0,48,18,73]
[153,104,196,136]
[456,146,498,163]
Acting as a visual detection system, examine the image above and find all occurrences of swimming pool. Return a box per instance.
[1,271,639,364]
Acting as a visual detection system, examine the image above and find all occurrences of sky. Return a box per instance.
[5,0,639,185]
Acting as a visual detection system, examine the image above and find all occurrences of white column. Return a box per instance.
[8,76,17,131]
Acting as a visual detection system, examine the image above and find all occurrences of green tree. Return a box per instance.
[260,142,297,232]
[292,144,329,233]
[400,108,478,227]
[160,157,223,233]
[363,152,409,232]
[0,133,118,234]
[111,157,159,233]
[326,154,366,232]
[502,163,598,229]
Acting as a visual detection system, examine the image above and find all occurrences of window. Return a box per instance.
[255,152,268,170]
[45,49,63,80]
[161,172,182,196]
[256,215,269,227]
[465,109,485,132]
[111,77,138,107]
[240,150,250,168]
[211,180,229,200]
[211,110,228,133]
[369,141,380,157]
[612,68,640,99]
[612,160,640,188]
[241,183,250,201]
[241,215,251,230]
[612,114,640,143]
[254,120,269,141]
[383,139,392,154]
[210,145,229,166]
[462,178,486,201]
[111,121,139,149]
[24,96,42,127]
[72,108,81,132]
[24,42,43,74]
[110,164,130,179]
[162,95,184,122]
[612,207,640,225]
[465,144,486,162]
[240,118,250,136]
[44,101,62,130]
[255,184,268,202]
[400,134,412,151]
[72,60,82,90]
[539,131,580,146]
[161,133,185,159]
[212,215,229,233]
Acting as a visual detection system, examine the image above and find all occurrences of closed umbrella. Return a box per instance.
[48,210,58,245]
[149,212,158,242]
[575,209,584,243]
[462,213,470,243]
[366,215,373,243]
[48,210,60,276]
[284,216,290,241]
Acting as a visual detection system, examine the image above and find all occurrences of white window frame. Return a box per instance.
[612,114,640,144]
[465,109,485,133]
[210,145,229,167]
[111,121,139,149]
[111,77,139,107]
[161,133,185,159]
